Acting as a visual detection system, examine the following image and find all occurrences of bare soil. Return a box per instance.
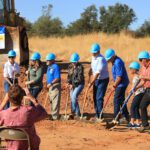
[0,62,150,150]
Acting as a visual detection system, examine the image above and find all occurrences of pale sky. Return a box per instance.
[15,0,150,30]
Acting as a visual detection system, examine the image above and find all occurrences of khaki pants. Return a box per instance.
[49,83,61,120]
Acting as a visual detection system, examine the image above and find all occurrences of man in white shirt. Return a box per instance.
[89,43,109,121]
[3,50,20,109]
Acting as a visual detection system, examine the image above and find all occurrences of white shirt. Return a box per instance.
[91,54,109,80]
[3,61,20,79]
[133,75,145,96]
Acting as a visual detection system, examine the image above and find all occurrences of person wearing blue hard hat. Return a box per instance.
[126,62,145,128]
[25,52,44,106]
[46,53,61,120]
[3,50,20,109]
[104,48,129,124]
[88,43,109,121]
[67,53,84,118]
[136,51,150,132]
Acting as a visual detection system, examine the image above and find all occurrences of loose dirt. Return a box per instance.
[0,62,149,150]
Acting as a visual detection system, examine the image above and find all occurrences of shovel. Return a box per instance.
[99,90,114,122]
[61,88,70,120]
[106,80,140,130]
[80,87,89,120]
[44,93,49,108]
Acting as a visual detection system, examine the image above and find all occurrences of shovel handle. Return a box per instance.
[44,93,49,108]
[64,88,69,117]
[80,87,89,118]
[99,90,114,119]
[103,90,114,109]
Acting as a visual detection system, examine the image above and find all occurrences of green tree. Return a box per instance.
[32,4,63,37]
[135,20,150,37]
[99,3,136,33]
[24,20,34,36]
[66,5,99,35]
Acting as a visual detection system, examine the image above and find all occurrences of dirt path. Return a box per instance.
[37,120,150,150]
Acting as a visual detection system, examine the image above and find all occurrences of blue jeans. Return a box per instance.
[4,80,10,109]
[130,93,144,119]
[114,86,129,120]
[93,78,109,118]
[29,87,42,106]
[70,84,84,116]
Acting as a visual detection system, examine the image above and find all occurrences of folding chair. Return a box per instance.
[0,126,31,150]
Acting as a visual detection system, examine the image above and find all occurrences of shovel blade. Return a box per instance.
[60,115,70,120]
[106,121,117,129]
[80,116,87,120]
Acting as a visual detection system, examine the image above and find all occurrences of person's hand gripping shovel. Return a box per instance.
[106,80,140,130]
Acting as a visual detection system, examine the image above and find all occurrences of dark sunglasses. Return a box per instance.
[139,59,143,62]
[8,56,15,59]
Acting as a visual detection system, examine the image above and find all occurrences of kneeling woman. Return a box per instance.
[67,53,85,118]
[0,85,47,150]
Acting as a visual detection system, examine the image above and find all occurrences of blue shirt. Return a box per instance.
[112,56,129,87]
[46,64,60,84]
[91,54,109,79]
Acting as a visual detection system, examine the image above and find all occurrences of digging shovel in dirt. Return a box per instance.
[79,87,90,120]
[98,90,114,123]
[106,80,140,130]
[61,88,70,120]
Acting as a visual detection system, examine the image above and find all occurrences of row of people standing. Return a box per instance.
[2,44,150,132]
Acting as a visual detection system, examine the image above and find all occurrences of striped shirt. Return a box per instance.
[141,62,150,88]
[132,75,145,96]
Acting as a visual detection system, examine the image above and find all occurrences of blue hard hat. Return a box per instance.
[70,53,80,62]
[138,51,150,60]
[90,43,100,53]
[8,50,16,57]
[105,49,115,61]
[30,52,41,60]
[46,53,56,61]
[129,61,140,70]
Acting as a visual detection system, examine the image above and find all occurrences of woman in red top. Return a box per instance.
[136,51,150,132]
[0,85,47,150]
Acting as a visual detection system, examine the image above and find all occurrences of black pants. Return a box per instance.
[140,89,150,127]
[130,93,144,119]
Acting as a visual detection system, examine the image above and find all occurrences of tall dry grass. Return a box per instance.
[29,32,150,62]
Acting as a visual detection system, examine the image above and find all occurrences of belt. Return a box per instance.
[96,77,109,81]
[8,78,18,84]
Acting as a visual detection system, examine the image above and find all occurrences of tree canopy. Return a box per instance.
[24,3,149,37]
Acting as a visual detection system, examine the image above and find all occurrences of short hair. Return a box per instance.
[8,85,26,106]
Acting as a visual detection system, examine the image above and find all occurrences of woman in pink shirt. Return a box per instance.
[0,85,47,150]
[136,51,150,132]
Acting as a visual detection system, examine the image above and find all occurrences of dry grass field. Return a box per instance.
[29,32,150,62]
[0,33,150,150]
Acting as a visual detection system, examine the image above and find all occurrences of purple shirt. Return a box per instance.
[0,105,47,150]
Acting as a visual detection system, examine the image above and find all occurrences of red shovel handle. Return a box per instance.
[103,90,114,109]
